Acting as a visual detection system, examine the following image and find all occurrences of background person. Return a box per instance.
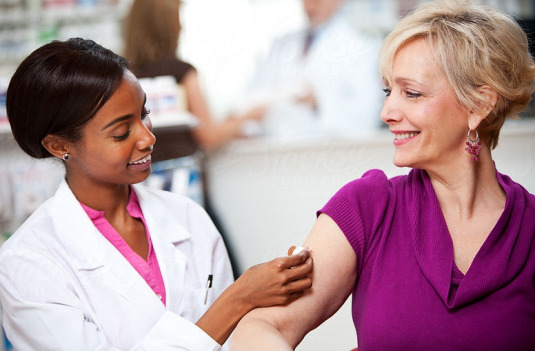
[231,0,535,349]
[123,0,267,151]
[243,0,383,138]
[123,0,269,277]
[0,38,313,350]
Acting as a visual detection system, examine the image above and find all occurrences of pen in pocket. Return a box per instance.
[204,274,213,305]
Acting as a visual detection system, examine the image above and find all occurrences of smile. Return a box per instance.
[129,154,151,165]
[394,132,419,140]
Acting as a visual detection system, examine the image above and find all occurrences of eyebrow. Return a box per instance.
[101,94,147,131]
[101,114,134,131]
[394,77,421,85]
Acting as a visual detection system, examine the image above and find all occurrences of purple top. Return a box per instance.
[319,168,535,350]
[80,189,167,305]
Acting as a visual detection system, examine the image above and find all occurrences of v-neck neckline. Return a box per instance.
[409,168,530,309]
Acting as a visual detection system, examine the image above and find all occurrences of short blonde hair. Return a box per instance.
[379,0,535,148]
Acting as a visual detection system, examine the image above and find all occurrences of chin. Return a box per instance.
[131,171,152,185]
[392,150,423,169]
[393,155,409,168]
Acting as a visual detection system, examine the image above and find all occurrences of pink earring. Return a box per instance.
[465,129,481,161]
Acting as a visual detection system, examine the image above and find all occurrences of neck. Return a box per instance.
[308,11,339,31]
[426,150,505,220]
[66,176,130,214]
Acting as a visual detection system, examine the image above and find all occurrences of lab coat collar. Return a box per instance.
[131,183,192,313]
[49,180,109,270]
[132,183,191,245]
[49,180,192,313]
[49,180,191,269]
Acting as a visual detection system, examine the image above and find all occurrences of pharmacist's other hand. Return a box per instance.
[234,249,313,309]
[296,90,317,111]
[242,104,268,122]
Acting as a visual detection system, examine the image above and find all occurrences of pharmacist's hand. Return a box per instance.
[296,90,317,111]
[234,249,313,309]
[242,104,268,122]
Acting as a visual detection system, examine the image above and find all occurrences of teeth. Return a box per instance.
[394,132,418,140]
[130,155,151,165]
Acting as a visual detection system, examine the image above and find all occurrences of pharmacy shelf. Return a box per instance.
[0,123,11,138]
[0,1,127,70]
[150,112,199,130]
[0,3,122,27]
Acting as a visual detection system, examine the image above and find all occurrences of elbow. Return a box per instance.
[192,132,220,151]
[230,312,279,350]
[230,309,300,351]
[192,125,231,151]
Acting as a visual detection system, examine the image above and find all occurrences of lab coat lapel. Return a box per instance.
[50,181,115,270]
[133,184,191,314]
[49,181,165,319]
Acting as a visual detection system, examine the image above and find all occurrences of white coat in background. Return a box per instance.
[246,13,383,139]
[0,180,234,350]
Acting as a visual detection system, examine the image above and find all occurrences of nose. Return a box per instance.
[137,117,156,150]
[380,93,402,126]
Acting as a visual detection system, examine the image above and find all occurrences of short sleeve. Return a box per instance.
[318,169,391,270]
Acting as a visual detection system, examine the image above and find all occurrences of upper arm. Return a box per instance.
[232,213,357,349]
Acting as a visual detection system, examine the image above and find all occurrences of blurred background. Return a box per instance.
[1,0,535,350]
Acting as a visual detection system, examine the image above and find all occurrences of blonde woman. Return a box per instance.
[231,0,535,349]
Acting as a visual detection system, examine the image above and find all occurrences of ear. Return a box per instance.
[468,85,498,130]
[41,134,69,160]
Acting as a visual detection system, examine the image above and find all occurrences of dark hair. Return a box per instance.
[6,38,129,159]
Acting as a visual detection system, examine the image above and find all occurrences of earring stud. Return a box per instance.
[62,153,70,161]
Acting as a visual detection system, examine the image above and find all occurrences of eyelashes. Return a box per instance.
[382,88,422,99]
[113,130,131,141]
[406,91,422,98]
[141,108,151,120]
[113,108,151,141]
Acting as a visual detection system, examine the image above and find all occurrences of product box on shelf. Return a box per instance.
[0,77,8,125]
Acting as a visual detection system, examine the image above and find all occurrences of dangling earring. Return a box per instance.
[62,153,70,161]
[465,129,481,161]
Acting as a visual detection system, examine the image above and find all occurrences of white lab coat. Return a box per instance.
[0,180,234,350]
[248,13,383,137]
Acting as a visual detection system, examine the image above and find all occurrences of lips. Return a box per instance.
[393,131,420,140]
[129,154,151,165]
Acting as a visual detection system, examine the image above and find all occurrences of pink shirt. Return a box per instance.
[80,189,167,305]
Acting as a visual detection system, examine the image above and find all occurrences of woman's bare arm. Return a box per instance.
[230,213,357,350]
